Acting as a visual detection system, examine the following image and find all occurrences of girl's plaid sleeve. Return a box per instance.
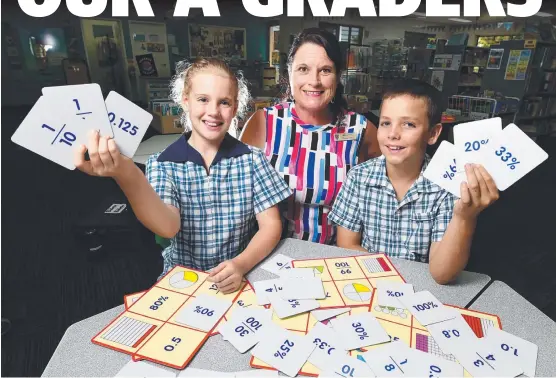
[145,154,180,209]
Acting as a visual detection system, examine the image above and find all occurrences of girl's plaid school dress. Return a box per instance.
[146,132,292,278]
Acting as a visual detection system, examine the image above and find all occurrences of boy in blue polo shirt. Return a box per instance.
[74,58,292,293]
[329,79,499,284]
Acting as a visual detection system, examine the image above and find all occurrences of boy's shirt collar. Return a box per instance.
[368,156,390,188]
[369,155,442,206]
[157,131,251,166]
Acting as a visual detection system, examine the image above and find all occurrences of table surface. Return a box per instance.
[132,134,181,165]
[470,280,556,377]
[42,239,492,377]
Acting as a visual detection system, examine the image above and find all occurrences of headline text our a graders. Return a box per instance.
[18,0,544,18]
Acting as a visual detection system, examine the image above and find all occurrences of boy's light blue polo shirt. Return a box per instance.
[329,155,456,262]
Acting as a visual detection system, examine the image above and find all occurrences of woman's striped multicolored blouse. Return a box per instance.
[262,102,368,245]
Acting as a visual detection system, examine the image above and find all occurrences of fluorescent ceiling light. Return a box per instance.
[448,18,473,23]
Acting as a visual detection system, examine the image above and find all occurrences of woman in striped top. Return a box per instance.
[240,28,381,245]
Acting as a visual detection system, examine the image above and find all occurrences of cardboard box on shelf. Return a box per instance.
[150,111,184,135]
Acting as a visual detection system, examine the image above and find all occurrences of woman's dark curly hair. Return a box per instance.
[282,27,348,127]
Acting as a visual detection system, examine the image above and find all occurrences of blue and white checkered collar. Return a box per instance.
[157,131,251,166]
[368,156,390,188]
[369,154,440,194]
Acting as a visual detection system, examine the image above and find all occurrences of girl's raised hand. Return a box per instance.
[74,129,133,178]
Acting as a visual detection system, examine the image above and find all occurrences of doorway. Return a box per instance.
[81,19,131,99]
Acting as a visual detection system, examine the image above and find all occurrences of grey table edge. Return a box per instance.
[41,303,252,377]
[469,280,556,377]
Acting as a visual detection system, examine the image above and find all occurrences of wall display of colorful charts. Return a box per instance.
[188,24,246,59]
[504,49,531,80]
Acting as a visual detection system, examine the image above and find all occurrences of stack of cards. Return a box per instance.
[11,84,153,170]
[424,118,549,196]
[253,275,325,319]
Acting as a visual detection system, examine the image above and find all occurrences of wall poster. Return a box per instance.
[188,24,246,59]
[504,49,531,80]
[431,71,445,91]
[487,48,504,69]
[432,53,461,71]
[135,53,158,76]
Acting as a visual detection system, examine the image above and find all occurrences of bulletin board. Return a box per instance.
[481,40,535,98]
[188,24,246,59]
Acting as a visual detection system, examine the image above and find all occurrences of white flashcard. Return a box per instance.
[398,291,456,326]
[423,141,466,197]
[115,360,176,377]
[327,354,376,377]
[218,307,273,353]
[311,308,351,322]
[251,323,316,377]
[425,315,478,355]
[260,254,293,276]
[453,117,502,166]
[306,322,348,371]
[174,294,232,332]
[450,338,523,377]
[480,123,549,190]
[267,292,320,319]
[11,96,81,170]
[42,84,113,138]
[253,279,283,305]
[483,328,538,377]
[332,313,390,350]
[279,268,316,278]
[376,281,414,309]
[360,341,410,377]
[104,91,153,158]
[390,346,464,377]
[279,277,326,300]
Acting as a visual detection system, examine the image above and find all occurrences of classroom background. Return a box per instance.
[2,0,556,376]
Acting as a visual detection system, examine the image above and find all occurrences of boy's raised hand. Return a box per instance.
[207,260,244,294]
[74,129,133,178]
[454,163,500,219]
